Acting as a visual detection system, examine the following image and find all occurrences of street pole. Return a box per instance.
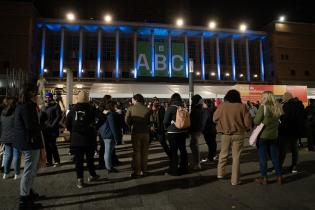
[189,58,194,112]
[66,70,73,110]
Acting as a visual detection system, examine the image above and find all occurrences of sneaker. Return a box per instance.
[2,173,9,179]
[14,174,21,180]
[217,175,224,179]
[200,158,209,163]
[231,181,242,186]
[108,168,119,173]
[87,174,100,182]
[53,162,61,167]
[76,179,84,188]
[213,156,218,161]
[291,166,298,174]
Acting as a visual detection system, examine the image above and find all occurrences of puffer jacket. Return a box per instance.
[0,107,16,145]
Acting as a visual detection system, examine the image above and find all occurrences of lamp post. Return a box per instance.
[66,69,73,110]
[189,58,194,112]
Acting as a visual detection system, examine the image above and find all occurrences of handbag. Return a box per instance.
[249,105,266,146]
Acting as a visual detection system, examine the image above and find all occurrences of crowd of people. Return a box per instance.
[0,83,315,209]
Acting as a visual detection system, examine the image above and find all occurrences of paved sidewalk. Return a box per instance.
[1,135,315,210]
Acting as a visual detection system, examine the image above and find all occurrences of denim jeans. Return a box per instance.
[257,139,281,177]
[190,132,204,168]
[20,149,40,196]
[3,144,21,175]
[103,139,115,170]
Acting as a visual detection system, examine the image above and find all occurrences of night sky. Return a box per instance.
[9,0,315,30]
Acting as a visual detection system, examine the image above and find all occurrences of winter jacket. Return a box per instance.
[279,98,305,138]
[66,103,105,147]
[253,105,280,140]
[203,107,217,136]
[163,101,188,133]
[0,107,16,145]
[190,104,208,133]
[213,102,252,135]
[14,101,43,151]
[125,103,150,134]
[40,102,62,137]
[99,112,122,144]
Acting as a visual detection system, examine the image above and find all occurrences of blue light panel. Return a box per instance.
[260,39,265,81]
[231,38,236,81]
[97,30,101,79]
[201,36,205,80]
[40,29,46,77]
[59,29,64,78]
[216,37,221,80]
[78,29,83,78]
[115,30,119,80]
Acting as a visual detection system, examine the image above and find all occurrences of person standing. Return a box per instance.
[99,101,122,173]
[201,99,217,163]
[190,94,207,170]
[305,99,315,151]
[15,84,44,209]
[279,92,305,173]
[1,96,21,180]
[213,90,252,185]
[66,91,104,188]
[125,94,150,178]
[163,93,189,176]
[40,92,62,167]
[149,97,170,158]
[254,91,283,185]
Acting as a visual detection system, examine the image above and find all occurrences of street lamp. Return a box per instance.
[209,21,217,29]
[279,15,286,22]
[211,72,216,76]
[176,18,184,27]
[66,12,75,21]
[239,24,247,32]
[104,14,112,23]
[44,68,48,73]
[239,73,244,78]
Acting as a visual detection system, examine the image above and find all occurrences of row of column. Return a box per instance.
[40,28,265,81]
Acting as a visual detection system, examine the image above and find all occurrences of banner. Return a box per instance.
[137,41,152,77]
[235,84,308,106]
[172,42,185,77]
[136,41,185,77]
[155,41,168,77]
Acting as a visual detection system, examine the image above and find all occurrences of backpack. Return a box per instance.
[175,106,190,129]
[72,105,94,135]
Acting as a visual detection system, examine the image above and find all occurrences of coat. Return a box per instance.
[14,101,43,151]
[40,102,62,137]
[213,102,252,135]
[163,100,188,133]
[0,107,16,145]
[125,103,150,134]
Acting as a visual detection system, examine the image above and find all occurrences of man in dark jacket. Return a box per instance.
[40,92,62,167]
[66,91,105,188]
[279,92,305,173]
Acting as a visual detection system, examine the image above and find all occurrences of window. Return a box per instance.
[290,69,296,76]
[305,70,310,76]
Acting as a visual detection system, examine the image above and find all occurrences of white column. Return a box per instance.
[200,35,205,80]
[40,28,46,77]
[216,36,221,80]
[259,39,265,81]
[245,38,250,82]
[97,30,102,79]
[66,70,73,110]
[133,32,137,79]
[231,38,236,81]
[78,29,83,78]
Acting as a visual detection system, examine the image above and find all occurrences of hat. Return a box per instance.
[283,92,293,102]
[45,92,53,98]
[77,91,89,103]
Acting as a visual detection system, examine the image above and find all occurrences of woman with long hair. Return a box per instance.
[15,84,43,209]
[213,89,252,185]
[1,96,21,180]
[254,91,283,185]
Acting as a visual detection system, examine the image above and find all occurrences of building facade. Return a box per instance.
[36,19,267,86]
[264,21,315,86]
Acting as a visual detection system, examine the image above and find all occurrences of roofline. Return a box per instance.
[37,18,267,36]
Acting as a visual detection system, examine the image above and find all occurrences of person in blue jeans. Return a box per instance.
[1,97,21,180]
[254,91,283,185]
[100,101,122,173]
[14,84,44,209]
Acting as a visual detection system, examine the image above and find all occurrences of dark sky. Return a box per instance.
[9,0,315,30]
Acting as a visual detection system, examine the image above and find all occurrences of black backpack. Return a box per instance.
[72,104,94,135]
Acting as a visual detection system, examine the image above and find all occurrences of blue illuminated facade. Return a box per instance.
[37,19,267,82]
